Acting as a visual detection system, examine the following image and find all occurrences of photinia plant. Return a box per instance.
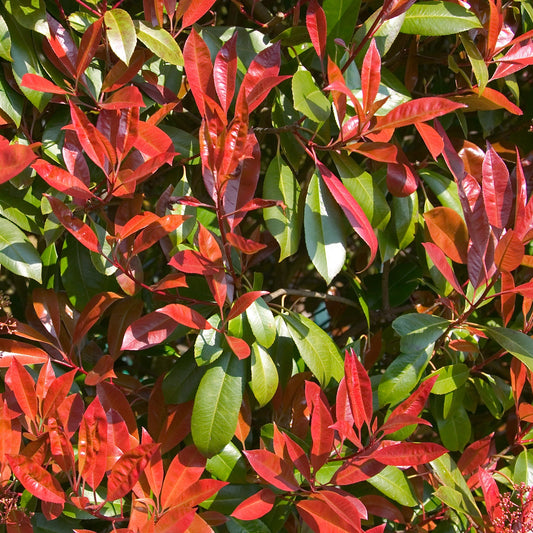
[0,0,532,532]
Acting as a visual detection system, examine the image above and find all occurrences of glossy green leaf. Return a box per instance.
[367,465,418,507]
[304,171,347,284]
[419,169,463,214]
[431,364,470,395]
[459,32,488,93]
[436,404,471,451]
[292,68,330,123]
[163,352,206,404]
[282,311,344,387]
[59,237,115,308]
[0,14,11,61]
[331,152,390,230]
[391,191,418,250]
[473,375,512,419]
[484,326,533,372]
[206,442,247,483]
[6,13,51,111]
[246,298,276,349]
[195,315,224,366]
[135,20,183,66]
[401,1,482,35]
[191,352,245,456]
[323,0,361,55]
[227,517,271,533]
[2,0,48,36]
[104,9,136,65]
[0,69,23,126]
[250,343,279,407]
[354,10,406,57]
[514,449,533,486]
[263,154,301,261]
[0,216,41,282]
[393,313,450,353]
[378,348,431,406]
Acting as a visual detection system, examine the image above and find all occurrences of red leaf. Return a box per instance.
[457,434,494,479]
[100,86,146,110]
[20,73,69,94]
[424,206,469,264]
[33,159,95,202]
[63,131,90,188]
[306,0,327,62]
[0,339,49,367]
[169,249,218,275]
[245,75,292,114]
[422,242,465,295]
[361,40,381,114]
[347,142,398,163]
[378,413,431,436]
[118,212,160,239]
[360,494,405,524]
[282,432,312,482]
[471,86,523,115]
[8,455,65,504]
[179,0,216,27]
[46,15,78,78]
[69,102,116,170]
[107,443,158,501]
[226,291,268,321]
[78,397,108,490]
[214,33,238,114]
[76,16,104,79]
[5,358,38,421]
[388,374,438,421]
[226,232,267,254]
[173,478,228,508]
[231,487,276,520]
[415,122,444,160]
[305,381,334,472]
[154,506,196,533]
[73,292,122,346]
[161,445,206,510]
[224,333,251,360]
[479,468,503,522]
[492,38,533,79]
[132,214,188,255]
[183,29,215,116]
[102,49,151,93]
[85,355,116,386]
[45,195,100,253]
[0,137,37,184]
[97,381,138,438]
[514,149,533,242]
[42,369,77,420]
[495,229,524,272]
[315,489,367,528]
[296,498,357,533]
[386,161,418,197]
[500,271,516,327]
[238,42,281,113]
[243,449,300,491]
[482,143,513,230]
[374,98,465,131]
[344,348,373,431]
[317,161,377,269]
[371,441,446,466]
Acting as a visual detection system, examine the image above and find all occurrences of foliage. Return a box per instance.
[0,0,532,531]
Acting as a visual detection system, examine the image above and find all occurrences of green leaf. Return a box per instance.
[354,10,406,57]
[331,152,390,230]
[160,125,200,161]
[2,0,48,36]
[304,171,347,284]
[368,465,418,507]
[323,0,361,55]
[135,20,183,66]
[459,32,488,93]
[0,14,11,61]
[250,343,279,407]
[227,518,271,533]
[0,216,41,282]
[0,68,23,126]
[514,449,533,486]
[163,352,206,404]
[104,9,136,65]
[393,313,450,353]
[401,1,482,36]
[191,352,245,456]
[431,364,470,395]
[436,404,471,451]
[5,13,51,111]
[473,375,513,419]
[282,311,344,387]
[59,237,115,308]
[391,191,418,250]
[378,348,431,406]
[419,169,463,214]
[195,315,224,366]
[246,298,276,348]
[202,484,262,515]
[263,154,301,261]
[484,326,533,372]
[206,442,247,483]
[292,68,331,123]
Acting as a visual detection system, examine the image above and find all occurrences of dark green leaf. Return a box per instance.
[484,326,533,372]
[323,0,361,55]
[393,313,450,353]
[206,442,247,483]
